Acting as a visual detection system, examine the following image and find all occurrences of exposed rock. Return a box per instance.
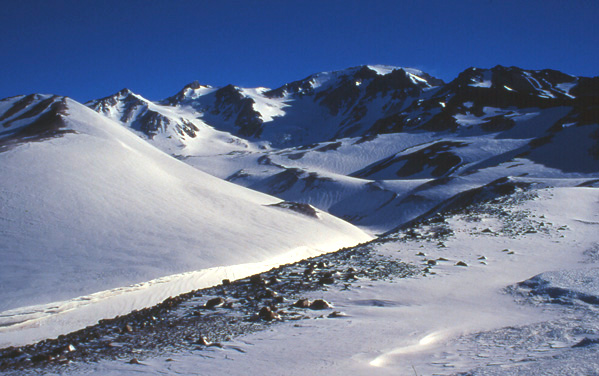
[268,276,279,285]
[309,299,332,310]
[204,297,225,309]
[30,354,52,363]
[293,299,311,309]
[196,336,210,346]
[268,201,319,218]
[572,337,599,348]
[249,274,265,286]
[455,261,468,267]
[258,307,278,321]
[261,289,277,299]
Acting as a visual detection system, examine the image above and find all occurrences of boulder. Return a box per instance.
[205,297,225,309]
[310,299,332,310]
[293,299,311,308]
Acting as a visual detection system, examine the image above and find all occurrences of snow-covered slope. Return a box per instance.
[46,186,599,376]
[86,66,599,233]
[0,95,371,346]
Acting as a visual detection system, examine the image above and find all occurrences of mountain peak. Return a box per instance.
[118,88,133,96]
[183,80,212,91]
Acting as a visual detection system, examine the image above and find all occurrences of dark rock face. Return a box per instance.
[353,141,468,179]
[0,95,75,151]
[315,79,362,116]
[365,68,430,98]
[88,90,201,139]
[211,85,264,138]
[264,76,318,98]
[366,65,587,135]
[268,201,319,218]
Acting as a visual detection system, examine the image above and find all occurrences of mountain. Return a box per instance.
[0,94,371,346]
[158,65,443,147]
[0,63,597,367]
[86,88,258,156]
[86,65,598,233]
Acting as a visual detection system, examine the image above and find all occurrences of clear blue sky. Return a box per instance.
[1,0,597,102]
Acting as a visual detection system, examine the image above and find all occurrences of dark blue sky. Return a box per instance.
[1,0,597,102]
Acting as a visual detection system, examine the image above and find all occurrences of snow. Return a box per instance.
[556,81,578,98]
[469,70,493,87]
[168,100,592,234]
[522,71,556,98]
[0,98,371,347]
[365,65,398,75]
[179,85,218,100]
[57,187,599,375]
[239,87,288,122]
